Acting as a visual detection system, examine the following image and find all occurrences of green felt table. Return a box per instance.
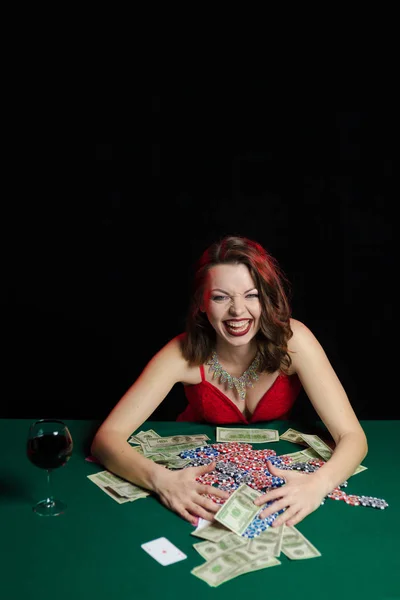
[1,419,399,600]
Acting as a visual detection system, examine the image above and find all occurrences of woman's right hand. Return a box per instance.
[153,461,230,525]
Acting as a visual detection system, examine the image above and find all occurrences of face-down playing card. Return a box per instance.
[141,537,187,566]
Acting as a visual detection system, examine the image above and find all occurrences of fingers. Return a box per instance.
[254,489,284,505]
[267,460,286,474]
[284,510,306,527]
[191,504,219,521]
[198,483,230,499]
[185,500,219,522]
[196,495,224,514]
[195,461,217,474]
[259,498,287,519]
[178,507,199,525]
[271,506,297,527]
[175,499,214,525]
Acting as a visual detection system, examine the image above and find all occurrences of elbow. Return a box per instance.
[362,434,368,461]
[358,425,368,460]
[339,428,368,461]
[90,438,99,460]
[90,432,105,461]
[355,428,368,462]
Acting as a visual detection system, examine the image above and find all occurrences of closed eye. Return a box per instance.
[211,293,259,302]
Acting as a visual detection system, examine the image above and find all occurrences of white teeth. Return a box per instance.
[225,320,250,329]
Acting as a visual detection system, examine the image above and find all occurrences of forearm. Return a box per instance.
[312,430,368,496]
[91,431,167,493]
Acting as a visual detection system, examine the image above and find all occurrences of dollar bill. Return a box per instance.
[128,429,161,445]
[299,433,333,461]
[145,434,210,448]
[246,524,285,557]
[143,434,210,450]
[193,533,247,560]
[299,447,323,460]
[191,521,232,542]
[214,484,262,536]
[238,552,281,577]
[157,457,193,469]
[216,427,279,443]
[131,445,144,454]
[145,442,210,458]
[352,463,368,475]
[191,547,280,587]
[280,450,313,462]
[283,438,367,475]
[135,429,161,439]
[279,428,307,443]
[281,525,321,560]
[127,436,140,445]
[87,471,149,504]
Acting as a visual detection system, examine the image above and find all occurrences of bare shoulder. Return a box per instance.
[288,318,327,371]
[287,320,366,445]
[289,318,318,348]
[150,333,199,384]
[150,334,188,379]
[92,334,195,438]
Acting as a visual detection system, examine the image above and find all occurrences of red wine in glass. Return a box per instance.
[27,419,73,516]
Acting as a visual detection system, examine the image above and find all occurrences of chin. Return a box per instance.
[221,333,255,346]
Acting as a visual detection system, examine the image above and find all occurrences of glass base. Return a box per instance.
[33,498,67,516]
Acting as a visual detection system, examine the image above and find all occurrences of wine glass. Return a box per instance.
[27,419,73,516]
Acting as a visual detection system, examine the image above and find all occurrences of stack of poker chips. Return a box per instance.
[179,442,389,516]
[180,442,287,537]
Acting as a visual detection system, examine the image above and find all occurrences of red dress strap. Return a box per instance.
[199,364,206,381]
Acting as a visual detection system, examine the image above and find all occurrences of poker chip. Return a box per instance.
[309,458,326,468]
[358,496,389,509]
[177,439,388,539]
[327,488,347,501]
[344,494,361,506]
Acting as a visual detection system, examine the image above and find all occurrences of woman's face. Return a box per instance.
[202,263,262,347]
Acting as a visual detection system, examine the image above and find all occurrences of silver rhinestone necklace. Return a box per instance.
[206,351,261,401]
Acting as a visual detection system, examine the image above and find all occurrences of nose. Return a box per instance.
[229,296,246,316]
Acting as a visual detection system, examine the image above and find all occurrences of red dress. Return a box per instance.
[177,365,302,424]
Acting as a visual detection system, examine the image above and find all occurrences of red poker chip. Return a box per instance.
[345,494,361,506]
[252,449,277,460]
[328,489,347,501]
[279,456,294,465]
[212,443,253,453]
[196,474,219,484]
[242,462,264,471]
[204,493,226,504]
[248,475,271,490]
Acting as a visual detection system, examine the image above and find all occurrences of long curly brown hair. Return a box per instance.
[181,235,293,373]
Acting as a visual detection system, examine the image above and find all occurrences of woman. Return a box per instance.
[91,235,367,527]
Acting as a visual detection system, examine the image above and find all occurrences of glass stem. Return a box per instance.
[46,469,55,506]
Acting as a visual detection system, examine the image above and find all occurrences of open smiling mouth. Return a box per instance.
[223,319,253,336]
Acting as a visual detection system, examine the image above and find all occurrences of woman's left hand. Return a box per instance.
[253,460,327,527]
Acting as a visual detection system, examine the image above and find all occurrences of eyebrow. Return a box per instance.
[211,288,258,295]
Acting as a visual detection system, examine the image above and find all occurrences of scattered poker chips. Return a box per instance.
[178,441,389,538]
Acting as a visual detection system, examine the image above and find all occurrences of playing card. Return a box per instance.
[193,517,212,532]
[141,537,187,566]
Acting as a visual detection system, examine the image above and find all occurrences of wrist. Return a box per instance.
[311,468,336,497]
[150,463,170,495]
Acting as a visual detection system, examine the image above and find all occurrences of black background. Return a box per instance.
[2,95,396,422]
